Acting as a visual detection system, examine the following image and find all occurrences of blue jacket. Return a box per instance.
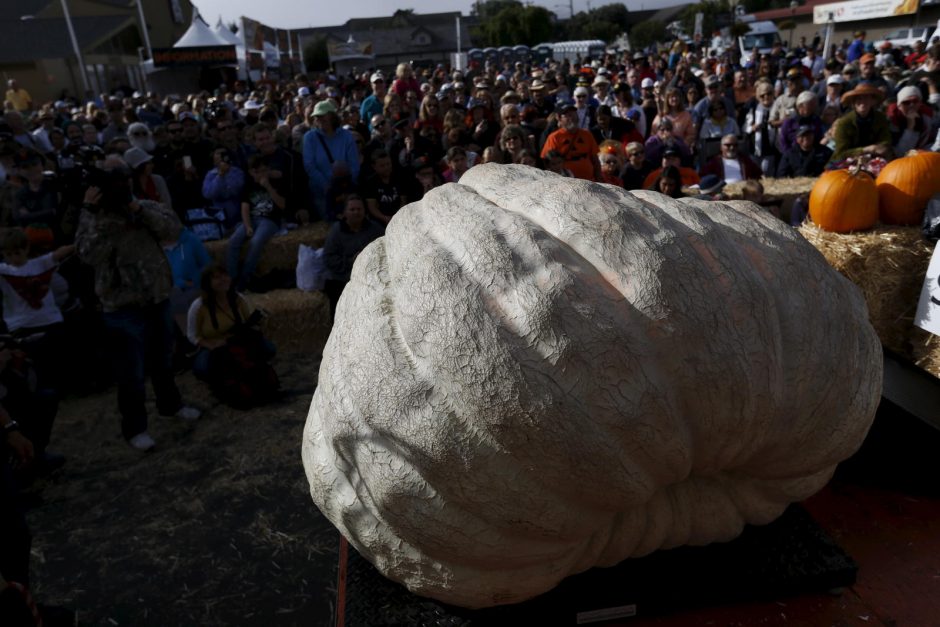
[164,228,211,289]
[302,127,360,200]
[202,166,245,227]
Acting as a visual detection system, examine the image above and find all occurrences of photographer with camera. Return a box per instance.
[75,156,200,452]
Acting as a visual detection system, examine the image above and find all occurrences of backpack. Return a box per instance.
[207,329,279,408]
[185,208,226,242]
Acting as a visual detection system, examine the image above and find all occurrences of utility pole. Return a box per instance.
[135,0,153,60]
[60,0,89,94]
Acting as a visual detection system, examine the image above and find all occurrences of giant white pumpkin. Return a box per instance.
[302,164,882,609]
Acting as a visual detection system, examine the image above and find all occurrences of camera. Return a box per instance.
[82,166,134,212]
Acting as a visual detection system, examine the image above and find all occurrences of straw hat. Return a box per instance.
[840,82,885,106]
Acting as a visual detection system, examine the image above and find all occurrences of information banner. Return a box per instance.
[152,46,237,67]
[813,0,919,24]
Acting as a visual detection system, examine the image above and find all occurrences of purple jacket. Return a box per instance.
[779,115,824,154]
[202,166,245,227]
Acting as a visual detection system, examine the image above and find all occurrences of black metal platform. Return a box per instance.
[337,504,857,626]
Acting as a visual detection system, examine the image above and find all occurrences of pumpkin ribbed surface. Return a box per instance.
[876,151,940,225]
[809,168,879,233]
[302,164,883,609]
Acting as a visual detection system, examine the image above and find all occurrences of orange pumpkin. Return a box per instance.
[876,151,940,225]
[809,168,879,233]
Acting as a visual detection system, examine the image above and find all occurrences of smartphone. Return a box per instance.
[183,155,193,170]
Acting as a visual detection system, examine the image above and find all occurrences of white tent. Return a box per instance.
[173,10,230,48]
[214,19,242,47]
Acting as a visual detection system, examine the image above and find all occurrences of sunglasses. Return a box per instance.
[899,99,919,106]
[130,131,149,137]
[629,151,644,156]
[722,142,738,147]
[374,120,387,127]
[576,95,588,99]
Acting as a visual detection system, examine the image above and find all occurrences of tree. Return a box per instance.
[472,0,525,19]
[563,3,631,41]
[630,20,666,50]
[303,37,330,72]
[476,4,555,47]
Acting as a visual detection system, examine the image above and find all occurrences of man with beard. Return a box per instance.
[540,101,601,181]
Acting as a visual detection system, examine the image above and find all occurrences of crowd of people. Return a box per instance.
[0,27,939,623]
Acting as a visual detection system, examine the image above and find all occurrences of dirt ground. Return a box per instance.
[24,353,338,626]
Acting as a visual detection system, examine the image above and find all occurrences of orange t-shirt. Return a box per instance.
[541,128,599,181]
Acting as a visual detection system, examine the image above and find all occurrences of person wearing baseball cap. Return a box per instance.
[857,52,889,93]
[830,82,891,162]
[541,98,601,181]
[361,72,388,132]
[777,123,832,178]
[303,99,360,221]
[823,74,845,111]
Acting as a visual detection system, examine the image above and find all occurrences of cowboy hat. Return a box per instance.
[840,82,885,106]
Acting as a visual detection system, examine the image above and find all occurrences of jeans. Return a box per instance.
[102,300,182,440]
[226,216,280,291]
[193,338,276,381]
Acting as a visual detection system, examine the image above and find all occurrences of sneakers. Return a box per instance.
[128,432,156,451]
[174,405,201,421]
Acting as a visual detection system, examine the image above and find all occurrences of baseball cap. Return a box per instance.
[297,86,311,97]
[663,147,680,158]
[573,86,590,97]
[860,53,876,64]
[705,75,721,87]
[796,124,815,137]
[178,111,197,122]
[641,78,654,89]
[370,72,385,83]
[555,99,577,114]
[593,75,610,86]
[826,75,845,86]
[312,100,337,117]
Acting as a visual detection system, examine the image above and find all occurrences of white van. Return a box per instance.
[738,21,783,64]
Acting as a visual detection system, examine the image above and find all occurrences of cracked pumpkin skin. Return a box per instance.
[302,164,882,609]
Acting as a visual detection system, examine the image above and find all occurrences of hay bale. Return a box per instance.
[798,222,938,378]
[205,222,331,276]
[249,289,331,355]
[724,176,816,221]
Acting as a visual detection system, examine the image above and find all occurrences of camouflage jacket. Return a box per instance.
[75,199,181,312]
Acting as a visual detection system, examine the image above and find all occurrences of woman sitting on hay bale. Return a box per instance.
[186,265,278,408]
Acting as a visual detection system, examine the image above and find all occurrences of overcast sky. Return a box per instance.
[190,0,686,30]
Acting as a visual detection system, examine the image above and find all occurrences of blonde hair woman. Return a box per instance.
[652,87,696,147]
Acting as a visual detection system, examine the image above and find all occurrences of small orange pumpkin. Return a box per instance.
[876,151,940,225]
[809,168,879,233]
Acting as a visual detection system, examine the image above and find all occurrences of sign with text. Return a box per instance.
[813,0,919,24]
[152,46,237,67]
[915,241,940,337]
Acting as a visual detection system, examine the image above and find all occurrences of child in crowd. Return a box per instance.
[226,154,284,292]
[597,140,624,187]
